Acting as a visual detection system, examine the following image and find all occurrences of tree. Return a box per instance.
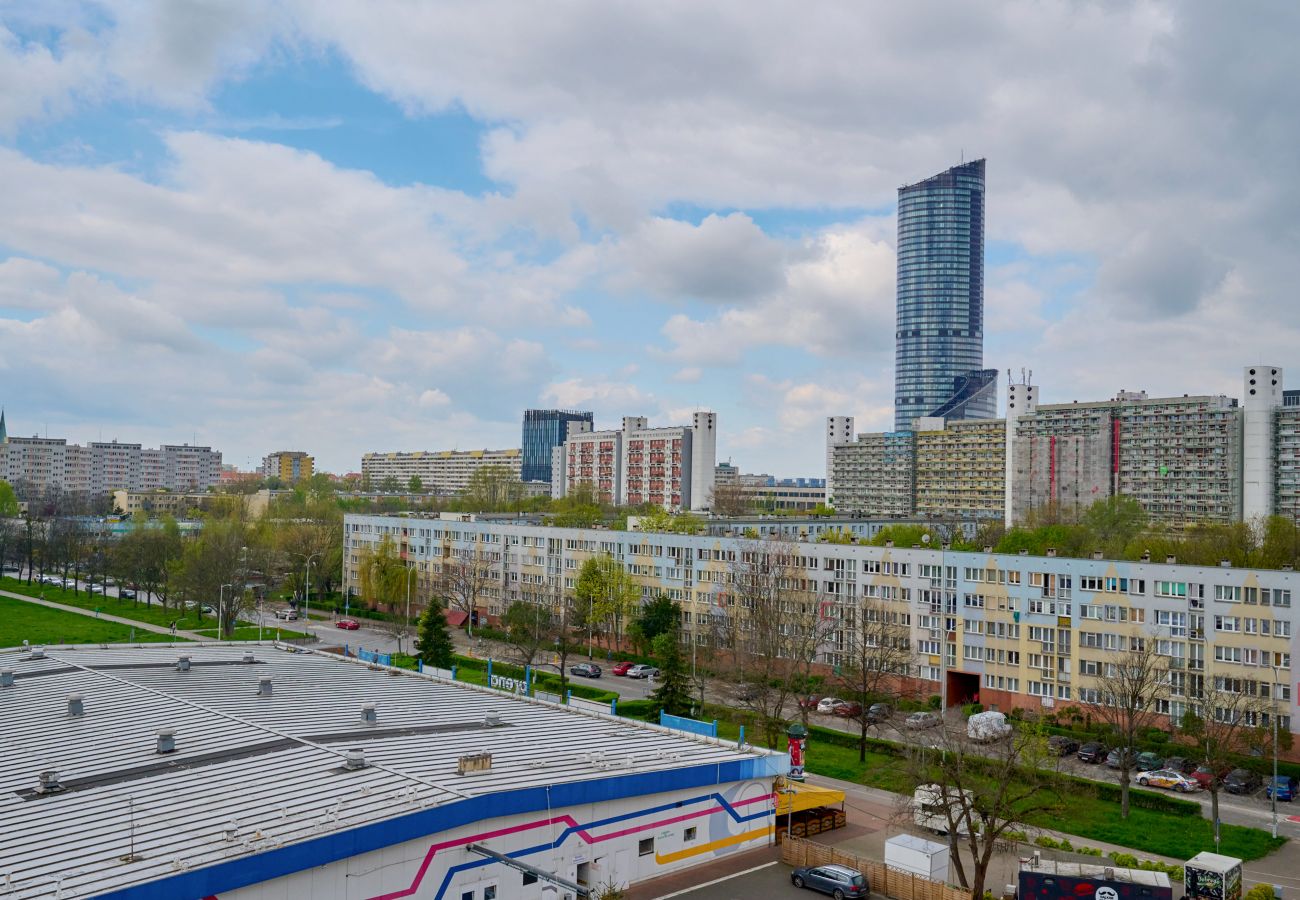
[834,599,914,761]
[650,625,693,717]
[174,516,253,637]
[0,480,18,517]
[708,481,751,517]
[380,475,401,493]
[417,600,455,668]
[435,542,500,638]
[574,554,640,655]
[630,594,678,655]
[1181,683,1275,848]
[358,535,407,610]
[711,537,835,747]
[1081,635,1169,818]
[904,722,1062,900]
[1082,495,1148,554]
[461,464,524,511]
[408,475,424,494]
[503,600,551,668]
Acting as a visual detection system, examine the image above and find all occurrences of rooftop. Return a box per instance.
[0,643,775,899]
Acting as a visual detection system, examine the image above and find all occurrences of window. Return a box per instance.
[522,873,538,886]
[639,838,655,857]
[462,893,474,900]
[1156,581,1187,598]
[485,888,497,900]
[684,826,697,842]
[1215,585,1242,603]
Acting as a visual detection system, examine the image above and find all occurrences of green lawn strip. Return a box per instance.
[0,594,183,646]
[190,626,310,641]
[660,707,1284,862]
[1,576,214,630]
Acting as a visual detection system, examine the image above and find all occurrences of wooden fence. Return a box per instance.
[781,836,969,900]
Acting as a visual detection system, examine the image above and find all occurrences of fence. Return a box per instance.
[569,695,617,716]
[659,711,718,738]
[355,647,392,667]
[781,836,968,900]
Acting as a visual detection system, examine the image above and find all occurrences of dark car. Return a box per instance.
[792,863,869,898]
[1136,751,1165,772]
[1106,747,1138,769]
[1266,776,1299,802]
[1163,756,1194,774]
[1048,735,1080,756]
[1077,741,1108,763]
[867,702,892,723]
[569,663,602,678]
[1223,768,1261,795]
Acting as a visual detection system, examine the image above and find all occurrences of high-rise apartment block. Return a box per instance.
[521,409,593,483]
[360,448,521,495]
[832,365,1300,528]
[261,450,315,484]
[556,412,717,512]
[894,159,996,431]
[0,433,221,499]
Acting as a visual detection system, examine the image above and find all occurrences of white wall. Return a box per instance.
[1243,365,1283,522]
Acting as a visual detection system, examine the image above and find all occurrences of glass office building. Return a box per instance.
[894,159,995,431]
[521,409,593,482]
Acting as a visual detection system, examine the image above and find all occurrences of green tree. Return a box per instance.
[649,626,692,717]
[631,594,678,655]
[1082,495,1148,554]
[408,475,424,494]
[379,475,401,493]
[417,600,455,668]
[461,464,524,511]
[0,480,18,517]
[574,554,640,654]
[503,600,550,667]
[358,535,407,611]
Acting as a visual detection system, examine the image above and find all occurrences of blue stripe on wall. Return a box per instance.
[94,754,788,900]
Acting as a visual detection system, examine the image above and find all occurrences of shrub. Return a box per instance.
[1035,836,1059,849]
[927,694,942,710]
[1244,885,1276,900]
[962,702,985,717]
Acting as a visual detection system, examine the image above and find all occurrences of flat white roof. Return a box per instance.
[0,643,776,899]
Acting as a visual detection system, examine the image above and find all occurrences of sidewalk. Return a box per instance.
[0,588,214,642]
[625,844,779,899]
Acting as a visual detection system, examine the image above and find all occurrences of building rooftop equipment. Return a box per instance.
[0,643,780,899]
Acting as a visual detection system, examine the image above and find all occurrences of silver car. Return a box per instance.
[905,711,941,729]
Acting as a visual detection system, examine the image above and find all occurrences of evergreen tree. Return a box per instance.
[417,600,455,668]
[650,627,692,717]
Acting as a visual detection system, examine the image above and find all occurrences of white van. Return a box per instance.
[912,784,974,836]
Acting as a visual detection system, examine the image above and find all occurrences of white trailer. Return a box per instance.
[886,834,950,883]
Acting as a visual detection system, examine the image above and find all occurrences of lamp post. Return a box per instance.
[300,552,321,637]
[219,583,233,639]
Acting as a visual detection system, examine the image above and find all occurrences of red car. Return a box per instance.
[832,701,863,718]
[796,695,821,711]
[1191,765,1217,789]
[335,619,360,630]
[610,662,634,676]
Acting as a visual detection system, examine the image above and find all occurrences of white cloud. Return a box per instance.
[418,388,452,408]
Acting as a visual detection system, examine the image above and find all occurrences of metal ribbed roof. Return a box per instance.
[0,643,769,899]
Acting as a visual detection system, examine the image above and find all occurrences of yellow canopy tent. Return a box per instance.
[775,780,846,815]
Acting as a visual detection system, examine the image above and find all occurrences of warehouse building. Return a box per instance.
[0,644,786,899]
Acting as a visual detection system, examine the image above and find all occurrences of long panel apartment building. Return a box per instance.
[360,448,522,495]
[345,513,1298,743]
[0,434,221,498]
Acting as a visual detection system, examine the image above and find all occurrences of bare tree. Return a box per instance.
[708,481,752,517]
[711,537,835,747]
[904,722,1063,900]
[1080,633,1169,817]
[1180,681,1274,848]
[435,543,500,638]
[833,598,913,761]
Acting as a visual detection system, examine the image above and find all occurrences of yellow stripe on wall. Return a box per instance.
[654,825,773,865]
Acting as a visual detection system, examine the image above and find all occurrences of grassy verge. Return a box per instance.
[0,594,183,646]
[658,706,1284,862]
[1,575,216,630]
[191,626,310,641]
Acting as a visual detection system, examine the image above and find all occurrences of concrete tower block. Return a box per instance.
[1243,365,1283,522]
[690,411,717,512]
[1004,379,1040,527]
[825,416,855,505]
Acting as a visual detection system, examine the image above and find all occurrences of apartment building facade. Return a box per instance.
[0,436,221,499]
[914,417,1005,521]
[344,514,1299,741]
[827,431,916,517]
[360,448,522,495]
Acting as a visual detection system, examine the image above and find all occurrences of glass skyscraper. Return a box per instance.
[893,158,995,432]
[521,409,594,482]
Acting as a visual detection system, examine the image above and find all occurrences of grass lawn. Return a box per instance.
[0,594,183,647]
[190,626,310,641]
[705,713,1283,862]
[1,575,217,630]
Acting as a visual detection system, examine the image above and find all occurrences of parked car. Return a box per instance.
[1136,751,1165,772]
[2,565,22,576]
[87,583,106,594]
[1136,768,1201,792]
[1048,735,1080,756]
[791,863,869,899]
[335,618,360,630]
[569,663,602,678]
[273,609,298,621]
[119,588,136,599]
[1106,747,1138,769]
[1223,768,1261,795]
[817,697,848,714]
[832,701,863,718]
[626,664,659,679]
[1266,775,1298,802]
[735,683,758,701]
[796,695,822,711]
[1191,765,1217,789]
[866,702,892,723]
[610,662,634,676]
[905,711,941,730]
[1077,741,1108,763]
[1163,756,1194,774]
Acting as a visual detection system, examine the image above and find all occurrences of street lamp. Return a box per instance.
[298,552,322,635]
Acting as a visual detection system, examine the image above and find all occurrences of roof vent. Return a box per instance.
[1,669,13,688]
[457,752,493,775]
[983,546,993,553]
[884,539,894,548]
[257,677,273,697]
[1104,868,1115,881]
[1046,548,1057,557]
[1283,565,1294,572]
[37,771,63,794]
[30,647,45,660]
[1165,555,1177,564]
[1092,550,1103,560]
[1018,549,1029,556]
[484,713,502,727]
[344,749,367,771]
[243,651,256,664]
[176,655,191,672]
[362,703,377,725]
[1141,551,1151,562]
[67,693,84,717]
[1219,559,1232,568]
[156,728,176,754]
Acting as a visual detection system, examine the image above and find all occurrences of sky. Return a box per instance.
[0,2,1297,476]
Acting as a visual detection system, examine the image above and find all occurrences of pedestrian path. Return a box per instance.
[0,588,214,642]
